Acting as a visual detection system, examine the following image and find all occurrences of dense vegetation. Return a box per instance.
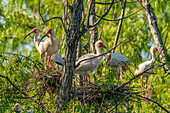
[0,0,169,112]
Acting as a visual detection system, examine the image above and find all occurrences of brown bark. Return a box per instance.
[88,0,98,53]
[77,39,83,86]
[62,0,68,26]
[140,0,169,71]
[56,0,83,111]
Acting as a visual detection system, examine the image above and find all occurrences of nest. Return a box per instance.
[32,69,62,100]
[71,84,138,103]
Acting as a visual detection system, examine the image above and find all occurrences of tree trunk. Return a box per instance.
[140,0,169,71]
[88,0,98,53]
[56,0,83,111]
[77,39,83,86]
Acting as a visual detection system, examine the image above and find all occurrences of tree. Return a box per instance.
[0,0,169,112]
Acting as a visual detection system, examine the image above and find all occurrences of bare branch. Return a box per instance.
[106,94,132,113]
[87,0,116,28]
[38,0,68,34]
[135,95,170,113]
[38,0,45,23]
[112,0,126,52]
[0,74,50,113]
[41,17,68,34]
[93,0,153,22]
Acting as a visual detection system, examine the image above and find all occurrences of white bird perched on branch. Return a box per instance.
[105,52,130,86]
[12,103,32,113]
[134,46,159,98]
[75,40,110,86]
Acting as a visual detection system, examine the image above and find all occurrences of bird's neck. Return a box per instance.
[95,46,103,61]
[95,46,102,55]
[50,33,54,43]
[34,32,39,43]
[150,51,156,64]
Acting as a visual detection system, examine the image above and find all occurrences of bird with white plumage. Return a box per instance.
[134,46,159,98]
[75,40,110,86]
[23,28,63,69]
[12,103,32,113]
[38,28,60,71]
[105,52,130,86]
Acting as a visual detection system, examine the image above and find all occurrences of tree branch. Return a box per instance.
[106,94,132,113]
[93,0,153,22]
[75,16,147,68]
[112,0,126,52]
[87,0,115,28]
[135,95,170,113]
[38,0,68,34]
[38,0,45,23]
[0,74,50,113]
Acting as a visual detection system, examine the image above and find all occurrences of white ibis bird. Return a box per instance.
[134,46,159,98]
[12,103,32,113]
[23,28,62,69]
[105,53,130,86]
[75,40,110,86]
[38,28,60,70]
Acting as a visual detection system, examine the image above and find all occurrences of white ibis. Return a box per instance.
[105,53,130,86]
[134,46,159,98]
[51,52,64,66]
[23,28,62,70]
[75,40,110,86]
[12,103,32,113]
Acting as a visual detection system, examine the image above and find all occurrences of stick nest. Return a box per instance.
[71,84,138,103]
[32,69,62,100]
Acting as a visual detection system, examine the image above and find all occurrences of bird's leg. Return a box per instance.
[117,68,120,86]
[83,75,88,87]
[145,76,149,98]
[141,78,144,98]
[45,52,48,70]
[48,56,52,71]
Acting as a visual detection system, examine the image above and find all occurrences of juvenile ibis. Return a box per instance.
[105,53,130,86]
[134,46,159,98]
[12,103,32,113]
[23,28,62,69]
[75,40,110,86]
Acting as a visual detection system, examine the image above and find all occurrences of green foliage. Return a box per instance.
[0,0,169,112]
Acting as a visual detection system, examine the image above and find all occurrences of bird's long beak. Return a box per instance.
[105,58,109,66]
[104,58,109,74]
[23,33,31,42]
[38,34,47,46]
[103,45,110,51]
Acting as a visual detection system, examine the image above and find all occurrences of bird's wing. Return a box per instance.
[51,52,64,65]
[77,53,95,61]
[134,61,152,75]
[75,54,99,72]
[111,53,129,64]
[42,38,51,52]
